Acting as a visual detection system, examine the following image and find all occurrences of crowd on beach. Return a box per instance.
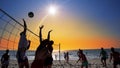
[0,19,120,68]
[63,48,120,68]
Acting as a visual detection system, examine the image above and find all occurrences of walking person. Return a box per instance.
[99,47,108,67]
[16,19,31,68]
[110,47,120,68]
[1,49,10,68]
[76,49,88,68]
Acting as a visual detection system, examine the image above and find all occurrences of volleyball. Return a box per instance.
[28,12,34,18]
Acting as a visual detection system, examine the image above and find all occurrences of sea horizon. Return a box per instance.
[0,48,120,60]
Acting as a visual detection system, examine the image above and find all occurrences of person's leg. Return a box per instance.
[25,58,29,68]
[86,65,88,68]
[101,58,104,66]
[24,61,29,68]
[19,63,24,68]
[113,62,117,68]
[1,64,5,68]
[6,65,8,68]
[102,59,105,66]
[104,59,107,67]
[67,57,68,63]
[18,63,21,68]
[81,65,83,68]
[113,64,117,68]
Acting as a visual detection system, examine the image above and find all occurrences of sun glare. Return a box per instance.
[48,6,57,15]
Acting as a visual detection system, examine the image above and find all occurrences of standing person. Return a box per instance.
[110,47,120,68]
[99,47,108,67]
[64,52,67,62]
[66,52,69,63]
[76,49,88,68]
[44,30,54,68]
[31,25,54,68]
[16,19,31,68]
[44,41,54,68]
[76,49,81,63]
[1,49,10,68]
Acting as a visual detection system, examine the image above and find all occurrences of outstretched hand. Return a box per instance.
[39,25,44,29]
[23,19,27,28]
[49,30,52,33]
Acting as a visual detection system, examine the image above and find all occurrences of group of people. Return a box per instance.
[64,52,69,63]
[0,19,120,68]
[100,47,120,68]
[1,19,54,68]
[62,48,120,68]
[76,47,120,68]
[31,25,54,68]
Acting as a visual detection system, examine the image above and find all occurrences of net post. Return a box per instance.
[59,43,60,62]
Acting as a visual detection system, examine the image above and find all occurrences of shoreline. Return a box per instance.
[0,59,119,68]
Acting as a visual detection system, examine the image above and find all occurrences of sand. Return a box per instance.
[0,59,120,68]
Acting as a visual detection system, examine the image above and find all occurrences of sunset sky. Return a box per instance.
[0,0,120,50]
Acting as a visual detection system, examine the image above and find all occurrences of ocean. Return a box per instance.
[0,48,120,61]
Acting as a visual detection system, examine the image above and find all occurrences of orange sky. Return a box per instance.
[0,13,120,50]
[25,15,120,50]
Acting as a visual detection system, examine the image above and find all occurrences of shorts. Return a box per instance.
[44,56,53,66]
[16,51,27,63]
[82,61,88,67]
[101,57,107,60]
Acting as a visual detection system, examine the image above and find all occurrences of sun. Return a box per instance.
[48,5,57,15]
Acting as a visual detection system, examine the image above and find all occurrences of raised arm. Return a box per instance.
[47,30,52,41]
[39,25,44,43]
[23,19,27,34]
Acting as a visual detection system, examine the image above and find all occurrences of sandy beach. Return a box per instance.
[0,59,119,68]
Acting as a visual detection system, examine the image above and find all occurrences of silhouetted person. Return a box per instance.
[1,49,10,68]
[64,52,67,62]
[66,52,69,63]
[76,49,81,63]
[64,52,69,63]
[110,47,120,68]
[77,49,88,68]
[44,30,54,68]
[16,19,31,68]
[99,47,108,67]
[31,25,54,68]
